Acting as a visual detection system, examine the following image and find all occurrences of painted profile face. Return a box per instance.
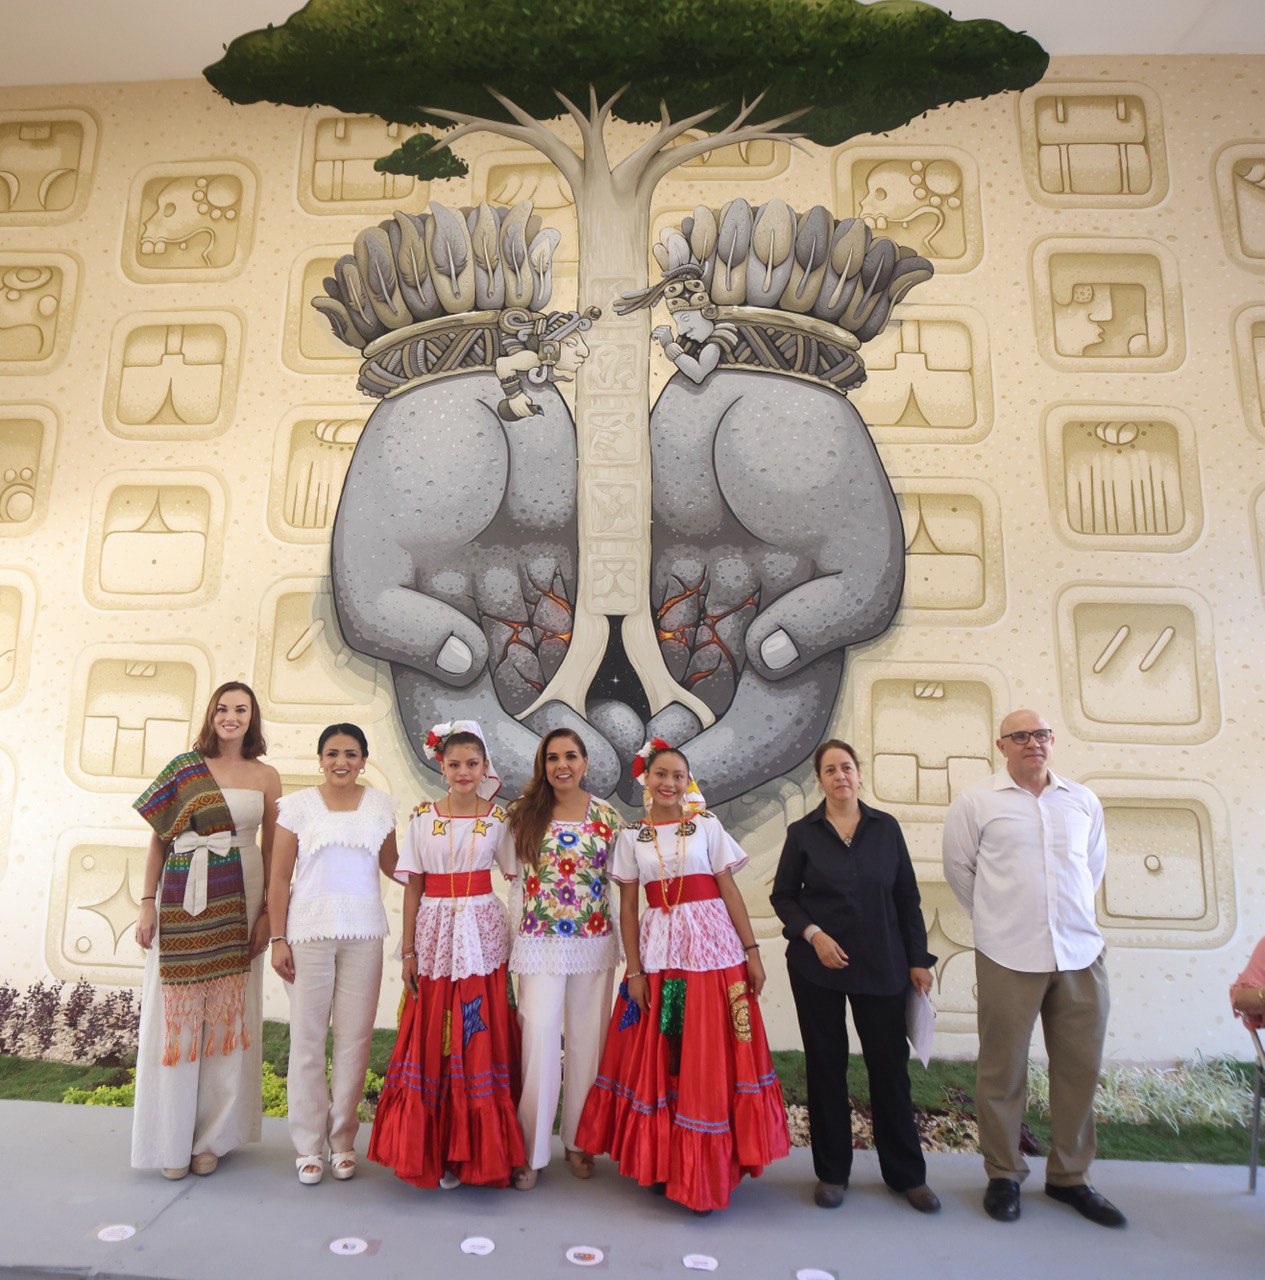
[675,309,714,341]
[646,753,689,809]
[554,331,591,376]
[544,736,586,794]
[441,743,488,794]
[816,748,860,803]
[319,734,364,785]
[212,691,252,745]
[1053,282,1113,356]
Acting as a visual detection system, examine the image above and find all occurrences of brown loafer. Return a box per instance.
[904,1184,941,1213]
[814,1180,846,1208]
[565,1148,595,1180]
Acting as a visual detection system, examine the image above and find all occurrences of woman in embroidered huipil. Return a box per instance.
[368,721,526,1188]
[268,723,399,1184]
[576,740,789,1214]
[131,682,280,1179]
[507,729,622,1188]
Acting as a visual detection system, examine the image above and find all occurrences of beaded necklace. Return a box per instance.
[648,812,688,912]
[440,796,484,914]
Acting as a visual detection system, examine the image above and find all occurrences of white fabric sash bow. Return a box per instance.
[172,829,234,917]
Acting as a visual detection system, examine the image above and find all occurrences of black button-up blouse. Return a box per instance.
[770,800,936,996]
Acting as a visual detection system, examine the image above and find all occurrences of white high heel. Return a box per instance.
[296,1154,324,1185]
[330,1150,356,1181]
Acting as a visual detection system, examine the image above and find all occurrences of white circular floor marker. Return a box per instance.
[796,1269,836,1280]
[461,1236,495,1256]
[97,1224,136,1243]
[684,1255,718,1271]
[566,1244,605,1266]
[330,1237,368,1255]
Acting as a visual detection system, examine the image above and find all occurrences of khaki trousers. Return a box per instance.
[975,949,1109,1186]
[285,937,383,1158]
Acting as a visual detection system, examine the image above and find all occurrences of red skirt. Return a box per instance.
[575,964,790,1211]
[368,964,525,1187]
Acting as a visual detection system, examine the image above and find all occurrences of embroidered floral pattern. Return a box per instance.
[517,800,621,941]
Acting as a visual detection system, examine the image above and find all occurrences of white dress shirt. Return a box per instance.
[942,768,1106,973]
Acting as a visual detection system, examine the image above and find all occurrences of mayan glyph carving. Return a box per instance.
[835,146,981,271]
[84,474,224,609]
[67,644,211,790]
[1055,586,1220,745]
[920,882,977,1031]
[1017,82,1167,207]
[848,305,992,443]
[268,409,369,542]
[300,111,426,213]
[1233,304,1265,442]
[0,253,77,372]
[1085,776,1234,948]
[0,568,35,709]
[122,160,257,282]
[892,480,1004,623]
[0,404,56,533]
[0,108,98,223]
[1213,142,1265,270]
[46,830,148,984]
[103,312,243,440]
[1032,238,1184,372]
[284,248,365,372]
[1043,405,1202,551]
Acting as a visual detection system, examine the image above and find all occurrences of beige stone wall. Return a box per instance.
[1,56,1262,1059]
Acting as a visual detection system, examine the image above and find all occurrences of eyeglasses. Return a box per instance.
[1001,729,1053,745]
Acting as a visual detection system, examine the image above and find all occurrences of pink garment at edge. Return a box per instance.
[1231,936,1265,1030]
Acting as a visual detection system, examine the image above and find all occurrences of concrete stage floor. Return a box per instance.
[0,1101,1256,1279]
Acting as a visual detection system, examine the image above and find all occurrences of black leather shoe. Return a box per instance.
[1045,1183,1126,1228]
[814,1180,846,1208]
[983,1178,1021,1221]
[904,1184,941,1214]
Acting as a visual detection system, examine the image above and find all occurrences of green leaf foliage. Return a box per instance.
[374,133,469,180]
[205,0,1048,147]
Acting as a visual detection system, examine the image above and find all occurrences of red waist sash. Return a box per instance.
[645,873,720,910]
[424,870,493,897]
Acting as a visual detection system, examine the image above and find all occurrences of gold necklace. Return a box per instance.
[648,813,688,912]
[442,797,483,914]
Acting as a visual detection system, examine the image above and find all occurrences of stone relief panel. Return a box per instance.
[1213,142,1265,271]
[1043,404,1203,551]
[1031,237,1184,373]
[1055,585,1220,745]
[298,110,427,215]
[891,478,1005,625]
[1233,304,1265,442]
[283,247,363,374]
[65,643,212,792]
[253,577,388,724]
[83,472,225,609]
[267,407,368,543]
[661,131,791,182]
[0,568,36,710]
[121,160,258,283]
[834,145,982,272]
[102,311,244,441]
[0,252,78,374]
[0,403,57,535]
[46,829,146,985]
[1017,82,1167,207]
[0,107,99,224]
[1086,776,1234,949]
[849,304,993,444]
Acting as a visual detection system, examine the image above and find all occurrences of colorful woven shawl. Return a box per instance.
[134,752,250,1066]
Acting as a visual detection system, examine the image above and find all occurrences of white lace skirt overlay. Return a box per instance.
[510,931,621,976]
[637,899,746,973]
[287,893,388,944]
[413,893,510,980]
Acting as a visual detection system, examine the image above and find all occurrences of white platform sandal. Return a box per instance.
[296,1154,324,1185]
[330,1151,356,1181]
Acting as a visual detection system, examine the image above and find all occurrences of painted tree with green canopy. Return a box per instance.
[205,0,1047,723]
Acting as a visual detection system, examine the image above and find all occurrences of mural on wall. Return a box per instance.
[205,0,1047,801]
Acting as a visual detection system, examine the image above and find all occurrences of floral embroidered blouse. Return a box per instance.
[510,797,623,976]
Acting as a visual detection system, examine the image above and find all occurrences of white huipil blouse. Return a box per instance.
[609,813,749,973]
[394,800,517,980]
[275,786,398,943]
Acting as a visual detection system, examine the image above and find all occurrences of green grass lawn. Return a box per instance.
[3,1027,1254,1167]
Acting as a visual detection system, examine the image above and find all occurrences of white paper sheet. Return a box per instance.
[906,988,936,1067]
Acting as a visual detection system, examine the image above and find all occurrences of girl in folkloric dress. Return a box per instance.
[268,723,399,1185]
[507,729,622,1188]
[368,721,526,1188]
[576,740,789,1214]
[131,682,280,1179]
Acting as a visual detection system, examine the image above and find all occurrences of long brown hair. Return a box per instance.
[509,729,588,872]
[192,681,267,759]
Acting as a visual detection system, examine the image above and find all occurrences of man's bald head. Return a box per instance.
[998,709,1051,738]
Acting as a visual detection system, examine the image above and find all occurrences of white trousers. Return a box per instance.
[284,937,383,1158]
[515,969,614,1169]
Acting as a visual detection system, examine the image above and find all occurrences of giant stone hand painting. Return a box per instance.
[205,0,1048,802]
